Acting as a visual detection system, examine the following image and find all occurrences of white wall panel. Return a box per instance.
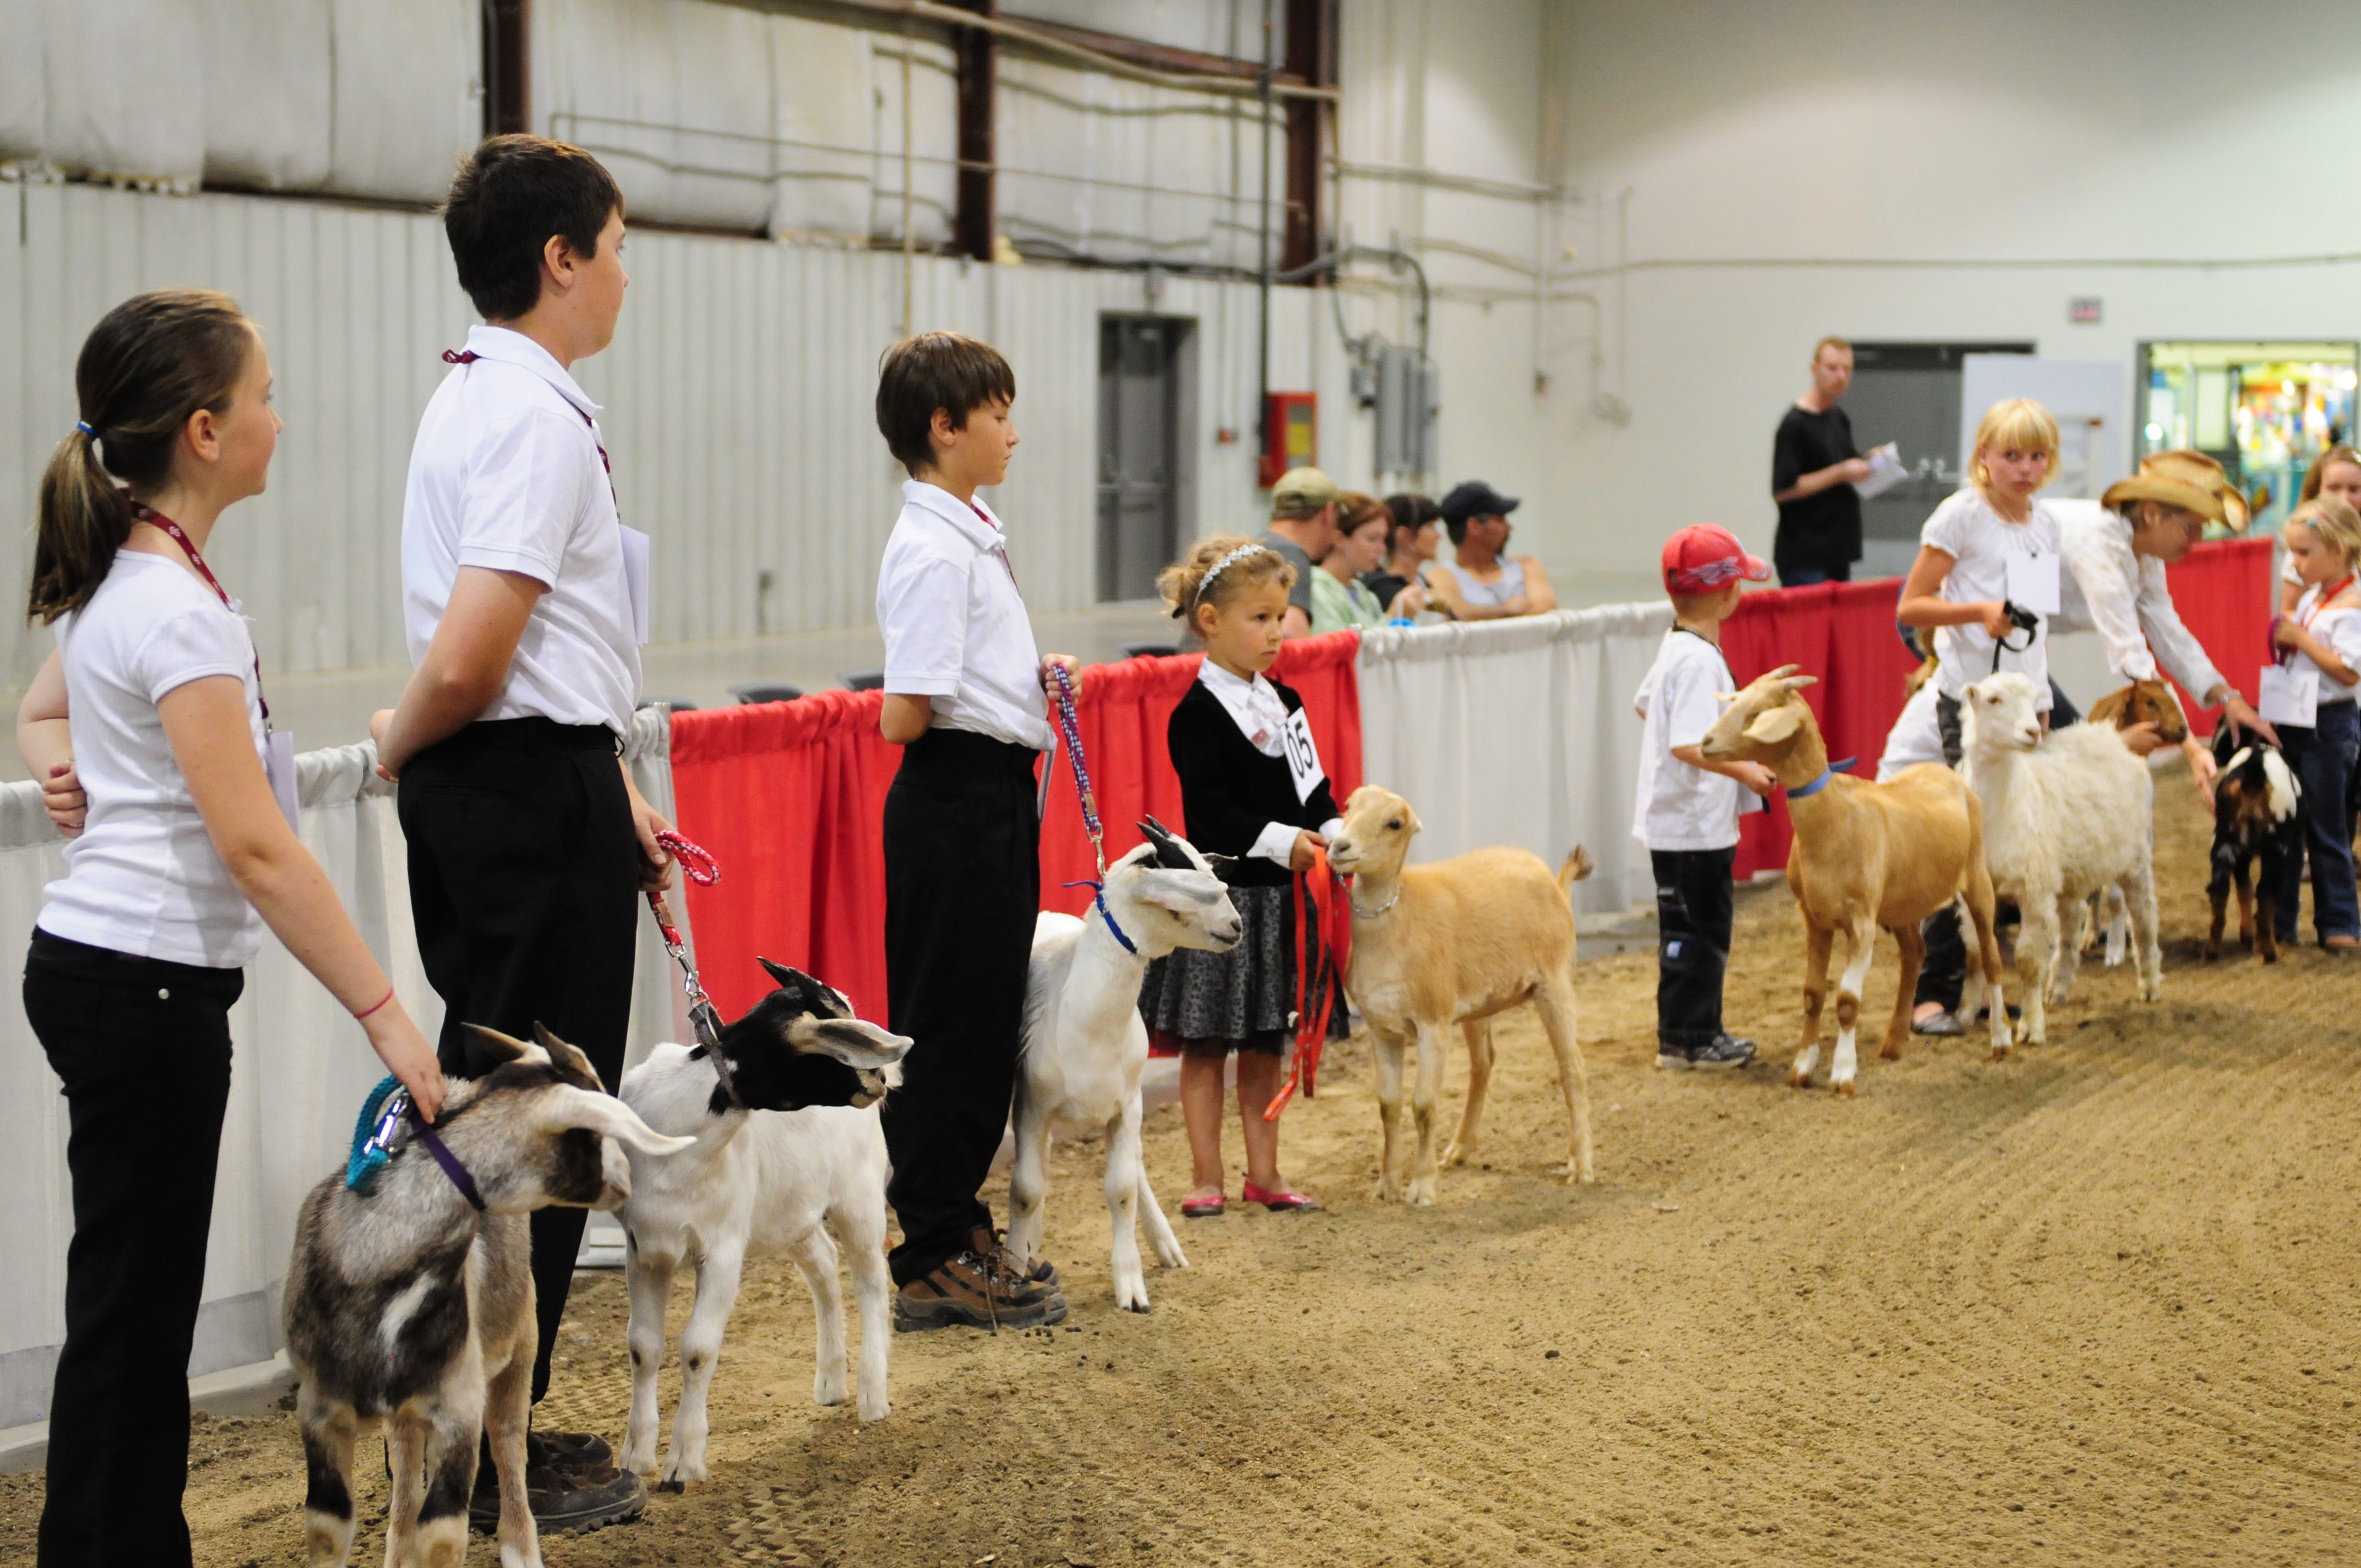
[0,1,46,168]
[202,0,334,192]
[768,14,875,241]
[0,184,1319,687]
[323,0,481,203]
[865,29,959,247]
[1002,0,1266,62]
[38,0,204,188]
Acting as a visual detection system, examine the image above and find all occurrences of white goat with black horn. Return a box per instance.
[284,1024,694,1568]
[1006,816,1241,1311]
[617,959,911,1490]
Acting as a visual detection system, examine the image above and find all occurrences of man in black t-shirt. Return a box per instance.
[1770,337,1872,585]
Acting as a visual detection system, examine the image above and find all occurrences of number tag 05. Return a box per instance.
[1281,707,1324,804]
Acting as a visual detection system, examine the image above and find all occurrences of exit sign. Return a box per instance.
[2069,296,2103,324]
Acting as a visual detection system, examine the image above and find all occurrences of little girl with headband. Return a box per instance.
[1136,535,1346,1216]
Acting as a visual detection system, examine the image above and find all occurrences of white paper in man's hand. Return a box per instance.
[1853,442,1908,500]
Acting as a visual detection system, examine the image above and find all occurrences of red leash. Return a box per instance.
[648,829,742,1105]
[1263,847,1350,1122]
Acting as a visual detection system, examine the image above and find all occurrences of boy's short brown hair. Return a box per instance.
[876,331,1018,476]
[443,135,624,322]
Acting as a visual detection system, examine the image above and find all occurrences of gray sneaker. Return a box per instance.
[1688,1033,1756,1070]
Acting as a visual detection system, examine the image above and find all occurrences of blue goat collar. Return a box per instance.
[1785,756,1857,799]
[1064,879,1139,955]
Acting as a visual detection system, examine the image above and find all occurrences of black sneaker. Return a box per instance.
[1655,1043,1695,1070]
[1688,1033,1756,1070]
[466,1453,645,1534]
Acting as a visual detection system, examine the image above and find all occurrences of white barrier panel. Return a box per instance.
[1356,603,1676,920]
[0,709,688,1430]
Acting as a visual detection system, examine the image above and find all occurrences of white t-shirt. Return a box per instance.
[37,551,268,966]
[2051,499,2226,709]
[1631,628,1747,852]
[2289,581,2361,705]
[1922,489,2057,711]
[877,481,1056,751]
[401,325,640,733]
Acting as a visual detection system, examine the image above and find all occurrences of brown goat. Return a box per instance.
[1699,665,2011,1088]
[2087,679,2188,744]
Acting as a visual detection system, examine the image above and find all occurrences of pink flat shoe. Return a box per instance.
[1180,1189,1227,1218]
[1241,1181,1319,1212]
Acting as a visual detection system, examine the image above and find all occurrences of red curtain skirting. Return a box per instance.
[1723,536,2273,880]
[667,630,1364,1022]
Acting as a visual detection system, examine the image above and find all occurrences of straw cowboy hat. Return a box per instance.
[2100,450,2250,532]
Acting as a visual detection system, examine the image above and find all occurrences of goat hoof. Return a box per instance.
[1439,1143,1468,1168]
[1785,1072,1813,1090]
[1832,1080,1855,1098]
[1990,1044,2011,1062]
[1122,1300,1151,1314]
[657,1477,686,1494]
[1878,1044,1902,1062]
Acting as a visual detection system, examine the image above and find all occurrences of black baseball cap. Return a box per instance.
[1439,480,1520,524]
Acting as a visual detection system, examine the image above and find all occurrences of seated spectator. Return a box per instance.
[1427,480,1558,620]
[1260,467,1340,639]
[1367,493,1439,615]
[1311,493,1392,633]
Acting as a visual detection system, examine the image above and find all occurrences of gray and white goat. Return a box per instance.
[1007,819,1241,1311]
[284,1024,695,1568]
[617,958,911,1489]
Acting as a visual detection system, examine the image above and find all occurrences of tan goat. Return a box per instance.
[1326,786,1593,1204]
[1698,665,2010,1090]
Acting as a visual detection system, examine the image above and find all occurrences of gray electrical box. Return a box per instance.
[1374,346,1439,478]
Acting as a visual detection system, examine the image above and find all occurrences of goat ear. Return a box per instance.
[1136,816,1195,870]
[1779,673,1819,692]
[755,957,853,1017]
[465,1024,548,1068]
[787,1014,912,1070]
[1744,703,1806,745]
[530,1023,606,1091]
[532,1084,695,1158]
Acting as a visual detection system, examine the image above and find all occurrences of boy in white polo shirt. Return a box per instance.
[873,331,1074,1331]
[1633,524,1775,1071]
[369,135,672,1532]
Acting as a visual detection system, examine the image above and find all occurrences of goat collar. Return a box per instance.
[405,1103,487,1213]
[685,1001,746,1110]
[1064,879,1138,955]
[1347,878,1401,918]
[1783,756,1857,800]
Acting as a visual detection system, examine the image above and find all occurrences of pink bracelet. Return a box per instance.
[352,986,395,1021]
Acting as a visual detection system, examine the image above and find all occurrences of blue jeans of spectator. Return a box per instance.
[2273,699,2361,943]
[1778,562,1851,587]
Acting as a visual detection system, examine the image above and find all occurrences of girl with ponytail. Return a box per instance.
[16,290,445,1568]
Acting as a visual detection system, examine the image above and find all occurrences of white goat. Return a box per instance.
[618,960,911,1490]
[1006,818,1242,1313]
[1959,673,2162,1046]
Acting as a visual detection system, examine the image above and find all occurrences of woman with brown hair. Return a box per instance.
[17,290,443,1567]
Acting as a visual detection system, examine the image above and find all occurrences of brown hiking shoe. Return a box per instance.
[895,1240,1067,1332]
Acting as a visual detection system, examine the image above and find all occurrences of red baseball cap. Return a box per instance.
[1662,524,1771,595]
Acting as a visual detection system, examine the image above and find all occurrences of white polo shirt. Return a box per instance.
[2052,498,2227,710]
[401,324,639,733]
[877,481,1054,750]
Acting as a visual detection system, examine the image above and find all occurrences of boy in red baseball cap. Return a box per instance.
[1631,525,1775,1069]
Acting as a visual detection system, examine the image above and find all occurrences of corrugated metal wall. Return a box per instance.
[0,180,1328,685]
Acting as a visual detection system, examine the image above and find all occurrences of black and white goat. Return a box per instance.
[284,1025,694,1568]
[2204,727,2303,962]
[1006,819,1241,1312]
[617,959,911,1489]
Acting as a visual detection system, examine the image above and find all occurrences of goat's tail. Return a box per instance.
[1557,846,1595,901]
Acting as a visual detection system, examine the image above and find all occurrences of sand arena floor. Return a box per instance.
[3,758,2357,1566]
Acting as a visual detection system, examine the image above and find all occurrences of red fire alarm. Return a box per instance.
[1259,391,1317,487]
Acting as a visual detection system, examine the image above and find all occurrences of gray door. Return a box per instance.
[1098,317,1187,602]
[1846,341,2033,576]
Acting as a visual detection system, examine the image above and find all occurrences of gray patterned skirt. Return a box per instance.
[1137,883,1348,1057]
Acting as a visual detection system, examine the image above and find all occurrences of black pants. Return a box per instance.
[399,718,639,1404]
[1652,847,1736,1047]
[880,728,1041,1286]
[26,930,242,1568]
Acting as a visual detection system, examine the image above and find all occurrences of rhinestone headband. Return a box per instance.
[1188,542,1269,609]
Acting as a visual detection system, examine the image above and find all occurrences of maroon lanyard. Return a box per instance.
[128,502,271,726]
[443,347,622,522]
[970,500,1020,591]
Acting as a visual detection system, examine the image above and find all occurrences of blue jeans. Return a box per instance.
[2274,699,2361,943]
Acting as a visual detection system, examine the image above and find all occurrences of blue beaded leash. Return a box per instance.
[1049,665,1136,955]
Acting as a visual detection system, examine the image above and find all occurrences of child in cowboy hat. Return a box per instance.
[1633,524,1775,1070]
